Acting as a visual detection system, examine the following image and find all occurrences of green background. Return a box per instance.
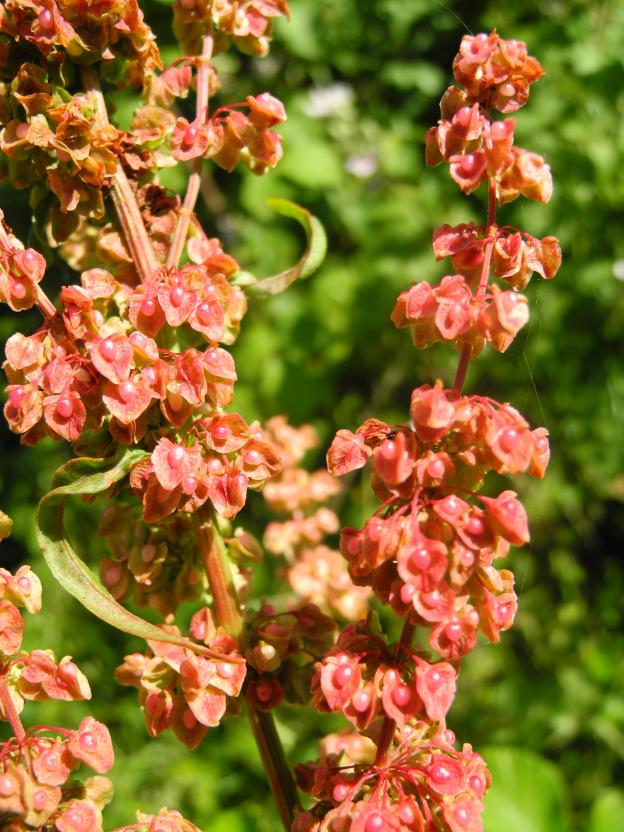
[1,0,624,829]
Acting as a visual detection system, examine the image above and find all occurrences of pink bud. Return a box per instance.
[332,783,348,802]
[333,665,353,688]
[212,424,230,441]
[351,690,370,712]
[11,280,26,299]
[365,814,385,832]
[56,397,74,418]
[427,458,446,479]
[182,475,198,495]
[410,546,431,570]
[0,776,14,796]
[391,684,412,708]
[183,124,198,147]
[99,338,117,361]
[141,298,156,316]
[466,516,484,535]
[244,449,262,466]
[468,774,485,795]
[255,681,273,702]
[9,386,24,408]
[444,621,463,642]
[80,732,97,750]
[170,286,185,308]
[118,381,135,403]
[217,662,235,679]
[38,8,53,28]
[167,445,186,469]
[196,301,213,325]
[33,790,48,811]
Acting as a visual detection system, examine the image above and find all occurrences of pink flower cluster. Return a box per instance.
[172,93,286,174]
[327,381,547,660]
[295,722,490,832]
[116,607,245,749]
[173,0,289,57]
[425,32,551,203]
[312,621,456,730]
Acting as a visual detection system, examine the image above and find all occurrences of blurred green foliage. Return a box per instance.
[1,0,624,829]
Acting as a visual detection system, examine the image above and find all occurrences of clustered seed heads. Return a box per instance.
[0,559,199,831]
[296,31,558,832]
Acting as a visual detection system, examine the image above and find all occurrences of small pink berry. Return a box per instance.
[15,123,29,140]
[429,761,452,784]
[468,774,485,795]
[182,475,198,495]
[167,445,186,469]
[217,662,235,679]
[364,813,385,832]
[9,386,24,408]
[141,297,156,316]
[244,449,262,466]
[427,458,446,479]
[500,82,516,97]
[43,752,59,770]
[212,424,230,441]
[400,583,415,603]
[80,732,96,750]
[333,665,353,688]
[99,338,117,361]
[142,366,157,385]
[399,804,416,825]
[332,783,348,803]
[410,546,431,570]
[11,280,26,299]
[17,576,31,593]
[105,564,123,585]
[391,683,412,708]
[170,286,185,307]
[38,8,54,28]
[466,515,484,535]
[454,805,470,826]
[118,381,135,403]
[0,776,14,796]
[33,790,48,811]
[196,301,214,325]
[183,124,198,147]
[444,621,463,642]
[351,690,370,713]
[56,396,74,419]
[499,428,519,453]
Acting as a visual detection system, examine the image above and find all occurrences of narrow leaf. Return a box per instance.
[36,449,243,663]
[244,198,327,299]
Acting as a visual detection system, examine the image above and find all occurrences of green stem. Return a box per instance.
[248,707,299,831]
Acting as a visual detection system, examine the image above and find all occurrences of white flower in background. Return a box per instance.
[304,83,353,117]
[612,260,624,281]
[345,153,378,179]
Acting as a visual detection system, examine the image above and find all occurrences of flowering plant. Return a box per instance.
[0,6,559,830]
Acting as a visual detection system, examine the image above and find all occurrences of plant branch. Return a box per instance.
[0,680,25,744]
[81,67,158,284]
[194,507,299,830]
[167,33,214,269]
[374,618,415,767]
[453,177,498,392]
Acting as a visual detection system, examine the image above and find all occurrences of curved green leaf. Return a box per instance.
[36,449,243,663]
[243,197,327,299]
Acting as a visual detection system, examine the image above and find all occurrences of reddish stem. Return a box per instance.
[81,67,158,283]
[167,33,214,269]
[0,680,25,744]
[453,177,498,392]
[374,618,416,767]
[194,508,299,830]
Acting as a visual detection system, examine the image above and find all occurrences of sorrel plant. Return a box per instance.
[0,6,560,830]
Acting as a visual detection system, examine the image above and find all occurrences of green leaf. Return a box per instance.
[243,198,327,299]
[590,790,624,832]
[36,449,242,663]
[482,747,567,832]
